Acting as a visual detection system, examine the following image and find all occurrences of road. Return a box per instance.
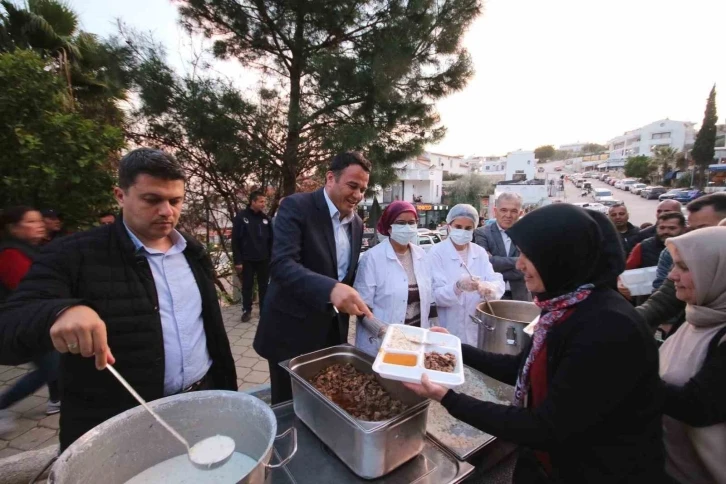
[536,160,660,227]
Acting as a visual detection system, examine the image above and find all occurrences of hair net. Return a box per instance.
[446,204,479,225]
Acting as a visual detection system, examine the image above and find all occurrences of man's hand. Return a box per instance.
[617,278,632,300]
[50,306,115,370]
[330,283,373,319]
[235,264,243,273]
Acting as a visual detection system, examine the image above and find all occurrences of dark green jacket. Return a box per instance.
[635,279,686,331]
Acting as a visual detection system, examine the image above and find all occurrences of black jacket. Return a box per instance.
[232,207,273,263]
[638,236,666,268]
[254,189,362,362]
[618,222,643,257]
[0,220,237,450]
[441,288,665,483]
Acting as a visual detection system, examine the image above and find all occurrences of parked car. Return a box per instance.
[555,166,562,171]
[360,232,375,252]
[572,202,609,214]
[621,180,639,191]
[608,178,618,186]
[417,231,443,252]
[575,178,586,188]
[658,189,689,201]
[671,189,705,203]
[630,183,647,195]
[592,188,614,203]
[599,198,622,207]
[638,186,657,198]
[644,186,668,200]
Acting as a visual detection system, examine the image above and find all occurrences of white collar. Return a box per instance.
[323,188,354,224]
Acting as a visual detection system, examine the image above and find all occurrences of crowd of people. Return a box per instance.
[0,147,725,484]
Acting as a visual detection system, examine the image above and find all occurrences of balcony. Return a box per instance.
[397,169,435,181]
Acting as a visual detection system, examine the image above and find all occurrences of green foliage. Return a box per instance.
[0,50,123,227]
[443,172,464,181]
[534,145,555,162]
[675,172,692,188]
[623,155,654,180]
[651,146,679,183]
[692,85,718,189]
[446,174,493,211]
[582,143,607,154]
[177,0,482,195]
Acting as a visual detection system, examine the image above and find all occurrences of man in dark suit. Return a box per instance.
[254,152,374,403]
[474,192,530,301]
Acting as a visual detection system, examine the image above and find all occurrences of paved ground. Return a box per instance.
[0,304,277,459]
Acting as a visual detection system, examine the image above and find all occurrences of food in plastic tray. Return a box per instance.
[620,267,658,296]
[372,325,465,388]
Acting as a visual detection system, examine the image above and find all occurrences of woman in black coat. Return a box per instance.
[405,204,665,483]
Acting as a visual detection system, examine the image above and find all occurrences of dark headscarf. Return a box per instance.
[506,204,625,300]
[376,201,418,236]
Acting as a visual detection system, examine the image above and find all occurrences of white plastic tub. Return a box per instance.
[372,325,465,388]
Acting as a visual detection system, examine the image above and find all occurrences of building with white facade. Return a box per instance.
[607,119,696,166]
[426,152,470,175]
[559,143,588,153]
[471,150,536,181]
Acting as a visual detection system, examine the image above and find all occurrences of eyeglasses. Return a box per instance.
[392,220,417,226]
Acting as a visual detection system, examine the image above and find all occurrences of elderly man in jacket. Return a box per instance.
[0,148,237,450]
[473,192,530,301]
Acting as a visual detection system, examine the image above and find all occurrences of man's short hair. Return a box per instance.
[686,192,726,216]
[328,152,371,179]
[657,211,685,226]
[608,203,627,213]
[249,190,265,204]
[118,148,186,190]
[495,192,523,208]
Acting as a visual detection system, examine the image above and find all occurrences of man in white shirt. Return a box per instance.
[474,192,530,301]
[254,152,373,403]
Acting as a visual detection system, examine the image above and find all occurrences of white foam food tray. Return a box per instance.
[372,325,465,388]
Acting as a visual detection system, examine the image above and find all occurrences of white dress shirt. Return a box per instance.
[497,223,512,291]
[323,188,354,281]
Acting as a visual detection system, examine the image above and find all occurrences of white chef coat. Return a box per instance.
[353,239,432,356]
[426,238,505,346]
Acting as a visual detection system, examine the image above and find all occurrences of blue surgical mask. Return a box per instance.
[390,224,418,245]
[449,228,473,245]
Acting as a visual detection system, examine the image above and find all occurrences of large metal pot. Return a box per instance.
[470,300,540,355]
[48,391,296,484]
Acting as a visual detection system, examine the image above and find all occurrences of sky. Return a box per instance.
[71,0,726,156]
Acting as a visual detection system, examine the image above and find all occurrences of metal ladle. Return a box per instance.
[106,364,235,470]
[460,261,497,317]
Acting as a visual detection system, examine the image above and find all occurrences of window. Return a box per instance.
[652,132,671,140]
[614,142,625,150]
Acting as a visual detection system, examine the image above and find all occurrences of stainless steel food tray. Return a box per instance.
[280,345,430,479]
[266,401,475,484]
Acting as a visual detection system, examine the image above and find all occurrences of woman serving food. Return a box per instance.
[404,204,666,483]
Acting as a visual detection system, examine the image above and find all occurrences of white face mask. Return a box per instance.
[449,228,473,245]
[389,224,418,246]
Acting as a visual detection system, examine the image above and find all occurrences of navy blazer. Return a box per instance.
[253,188,363,361]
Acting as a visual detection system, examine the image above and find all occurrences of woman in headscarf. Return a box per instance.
[426,204,505,346]
[0,206,61,435]
[659,227,726,484]
[405,204,665,483]
[353,201,433,356]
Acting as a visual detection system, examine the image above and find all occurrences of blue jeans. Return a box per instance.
[0,352,60,409]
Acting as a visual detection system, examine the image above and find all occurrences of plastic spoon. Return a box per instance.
[460,261,497,317]
[106,364,235,470]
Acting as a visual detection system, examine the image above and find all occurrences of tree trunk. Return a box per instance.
[281,9,306,196]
